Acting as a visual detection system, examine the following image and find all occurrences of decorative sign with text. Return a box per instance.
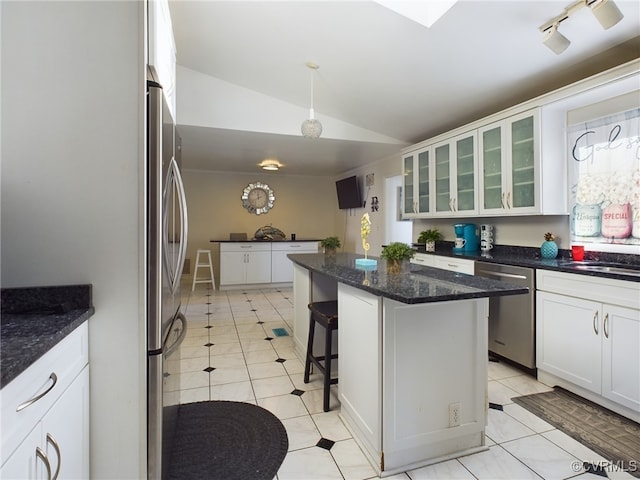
[568,107,640,251]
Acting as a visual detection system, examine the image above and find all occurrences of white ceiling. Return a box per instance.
[169,0,640,176]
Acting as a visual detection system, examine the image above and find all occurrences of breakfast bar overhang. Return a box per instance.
[288,253,528,477]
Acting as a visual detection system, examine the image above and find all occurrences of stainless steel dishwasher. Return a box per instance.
[474,261,535,370]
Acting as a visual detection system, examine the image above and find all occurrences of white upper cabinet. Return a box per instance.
[399,62,640,219]
[433,131,477,216]
[479,109,542,215]
[401,147,431,218]
[148,0,177,117]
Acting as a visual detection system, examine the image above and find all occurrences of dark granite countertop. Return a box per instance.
[211,239,320,243]
[415,242,640,283]
[288,253,528,305]
[1,285,94,389]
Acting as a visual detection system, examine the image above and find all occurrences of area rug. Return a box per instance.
[167,400,288,480]
[512,388,640,478]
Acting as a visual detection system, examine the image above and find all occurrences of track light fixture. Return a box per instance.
[543,22,571,54]
[591,0,624,29]
[539,0,624,54]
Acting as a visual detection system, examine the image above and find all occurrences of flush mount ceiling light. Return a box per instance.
[301,62,323,139]
[539,0,624,54]
[259,159,282,171]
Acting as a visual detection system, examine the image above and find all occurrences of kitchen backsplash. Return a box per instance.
[413,215,572,249]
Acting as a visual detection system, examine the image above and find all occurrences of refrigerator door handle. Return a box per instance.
[163,157,189,295]
[174,161,189,290]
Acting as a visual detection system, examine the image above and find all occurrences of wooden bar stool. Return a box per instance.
[303,300,338,412]
[191,249,215,291]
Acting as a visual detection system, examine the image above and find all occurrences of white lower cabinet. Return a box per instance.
[433,256,475,275]
[1,367,90,480]
[337,285,382,455]
[271,242,318,283]
[219,243,271,286]
[536,270,640,418]
[220,242,318,286]
[338,283,488,475]
[0,324,89,479]
[410,253,436,267]
[601,304,640,410]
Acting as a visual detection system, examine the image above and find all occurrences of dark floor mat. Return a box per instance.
[168,400,288,480]
[513,388,640,478]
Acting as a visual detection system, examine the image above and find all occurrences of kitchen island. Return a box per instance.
[288,253,527,477]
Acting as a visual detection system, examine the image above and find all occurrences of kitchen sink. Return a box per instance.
[557,260,640,277]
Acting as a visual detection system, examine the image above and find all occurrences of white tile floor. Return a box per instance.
[177,285,636,480]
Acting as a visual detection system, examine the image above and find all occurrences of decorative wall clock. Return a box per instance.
[241,182,275,215]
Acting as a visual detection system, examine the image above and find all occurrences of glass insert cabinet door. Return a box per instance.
[434,143,451,213]
[480,124,504,210]
[402,153,415,215]
[417,149,430,213]
[510,114,536,209]
[456,135,475,212]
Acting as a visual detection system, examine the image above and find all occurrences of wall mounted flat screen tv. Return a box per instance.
[335,175,363,209]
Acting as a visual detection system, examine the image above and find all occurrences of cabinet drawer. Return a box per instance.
[537,269,640,310]
[220,242,271,253]
[271,242,318,252]
[410,253,436,267]
[433,256,475,275]
[0,323,88,465]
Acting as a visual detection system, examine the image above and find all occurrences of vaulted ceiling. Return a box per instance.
[169,0,640,176]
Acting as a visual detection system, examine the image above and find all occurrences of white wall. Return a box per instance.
[1,2,145,478]
[182,169,339,283]
[336,153,401,256]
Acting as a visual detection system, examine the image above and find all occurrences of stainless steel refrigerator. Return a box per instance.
[147,80,189,479]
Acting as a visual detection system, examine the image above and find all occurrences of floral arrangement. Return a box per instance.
[544,232,556,242]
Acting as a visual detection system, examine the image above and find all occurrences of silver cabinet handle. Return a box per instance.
[593,311,599,335]
[47,433,61,480]
[290,245,301,248]
[481,271,527,281]
[506,191,511,209]
[501,192,506,209]
[603,313,609,339]
[240,245,252,248]
[36,447,52,480]
[16,373,58,412]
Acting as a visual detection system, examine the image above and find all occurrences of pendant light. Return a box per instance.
[301,62,323,139]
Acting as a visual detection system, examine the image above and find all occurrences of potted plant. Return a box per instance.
[380,242,415,274]
[540,232,558,259]
[417,228,442,252]
[320,236,341,255]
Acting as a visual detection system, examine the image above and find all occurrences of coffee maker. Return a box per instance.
[453,223,479,253]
